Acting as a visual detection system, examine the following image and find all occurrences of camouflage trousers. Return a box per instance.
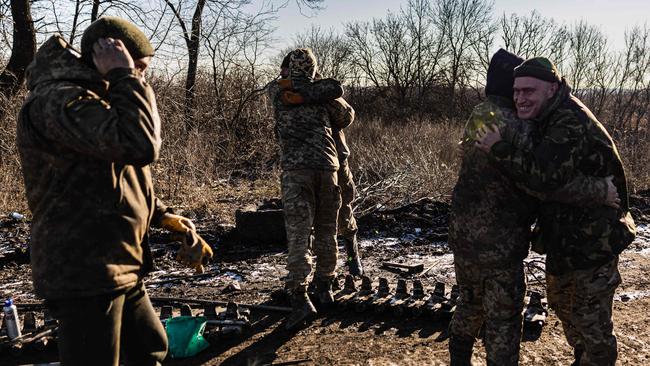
[281,169,341,293]
[337,159,358,239]
[449,258,526,366]
[547,257,621,366]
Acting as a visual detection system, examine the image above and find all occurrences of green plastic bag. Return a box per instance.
[165,316,210,358]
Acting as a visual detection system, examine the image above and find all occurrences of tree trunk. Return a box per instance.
[183,0,206,131]
[0,0,36,99]
[91,0,100,22]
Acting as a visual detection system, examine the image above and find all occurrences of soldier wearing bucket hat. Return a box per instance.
[17,17,213,365]
[476,56,635,365]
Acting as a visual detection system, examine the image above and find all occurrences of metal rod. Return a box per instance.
[149,297,292,313]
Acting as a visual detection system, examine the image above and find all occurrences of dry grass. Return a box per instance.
[1,76,649,219]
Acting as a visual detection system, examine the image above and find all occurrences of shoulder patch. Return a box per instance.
[65,94,110,113]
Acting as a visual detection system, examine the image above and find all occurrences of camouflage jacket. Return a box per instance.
[489,81,636,274]
[449,96,610,268]
[269,77,354,171]
[16,35,169,299]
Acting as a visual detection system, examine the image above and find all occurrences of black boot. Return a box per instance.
[570,348,584,366]
[449,334,474,366]
[343,235,363,276]
[285,291,317,330]
[315,277,335,307]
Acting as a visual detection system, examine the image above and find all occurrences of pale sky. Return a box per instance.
[274,0,649,50]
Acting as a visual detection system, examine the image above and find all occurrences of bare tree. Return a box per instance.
[0,0,36,99]
[432,0,496,120]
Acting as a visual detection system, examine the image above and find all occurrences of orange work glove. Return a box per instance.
[281,90,305,105]
[278,78,294,90]
[176,230,214,274]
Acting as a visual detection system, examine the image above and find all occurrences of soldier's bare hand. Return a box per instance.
[604,175,621,209]
[475,124,502,153]
[92,37,135,76]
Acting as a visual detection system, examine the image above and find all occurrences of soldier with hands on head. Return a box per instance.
[449,49,620,366]
[477,57,636,366]
[269,48,354,329]
[16,17,212,365]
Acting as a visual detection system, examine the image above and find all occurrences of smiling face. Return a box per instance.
[513,76,558,119]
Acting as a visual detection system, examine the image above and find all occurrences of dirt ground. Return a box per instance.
[1,195,650,365]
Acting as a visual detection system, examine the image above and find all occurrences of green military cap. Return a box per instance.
[81,16,154,63]
[513,57,561,83]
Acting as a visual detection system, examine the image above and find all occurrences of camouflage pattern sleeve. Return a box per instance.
[521,174,608,207]
[327,98,355,129]
[490,113,585,193]
[293,78,344,103]
[38,67,161,166]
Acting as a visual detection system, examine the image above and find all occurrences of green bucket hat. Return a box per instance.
[513,57,561,83]
[81,16,154,63]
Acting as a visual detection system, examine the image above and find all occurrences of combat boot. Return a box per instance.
[285,291,317,330]
[315,277,335,307]
[343,235,363,276]
[570,348,584,366]
[449,334,474,366]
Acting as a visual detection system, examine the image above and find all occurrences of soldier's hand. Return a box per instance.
[604,175,621,209]
[281,90,305,105]
[160,212,196,233]
[278,78,293,90]
[475,124,502,152]
[92,37,135,76]
[176,230,214,273]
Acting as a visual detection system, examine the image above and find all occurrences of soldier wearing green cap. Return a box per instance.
[449,50,617,366]
[17,17,213,365]
[477,56,636,366]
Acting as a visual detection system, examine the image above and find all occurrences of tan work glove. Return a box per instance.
[160,212,196,233]
[160,213,213,273]
[280,90,305,105]
[176,230,214,274]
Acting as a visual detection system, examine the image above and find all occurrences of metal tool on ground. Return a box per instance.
[180,303,193,317]
[150,296,292,313]
[389,279,411,316]
[523,291,548,329]
[334,275,358,309]
[439,285,459,319]
[404,280,427,316]
[371,278,393,314]
[423,282,447,316]
[382,262,424,275]
[352,276,376,312]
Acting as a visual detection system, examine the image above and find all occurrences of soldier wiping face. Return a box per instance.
[80,16,155,74]
[288,48,318,80]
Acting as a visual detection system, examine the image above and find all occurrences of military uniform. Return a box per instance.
[335,130,357,240]
[448,50,611,366]
[489,60,636,365]
[269,49,354,295]
[17,33,167,365]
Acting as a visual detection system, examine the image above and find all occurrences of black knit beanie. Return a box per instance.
[485,49,524,99]
[513,57,561,83]
[81,16,154,64]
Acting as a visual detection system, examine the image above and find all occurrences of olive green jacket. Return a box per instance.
[17,35,169,299]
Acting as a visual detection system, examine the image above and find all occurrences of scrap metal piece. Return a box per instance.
[423,282,446,316]
[180,303,193,317]
[382,262,424,274]
[389,279,411,316]
[160,305,173,321]
[372,278,393,314]
[524,291,548,328]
